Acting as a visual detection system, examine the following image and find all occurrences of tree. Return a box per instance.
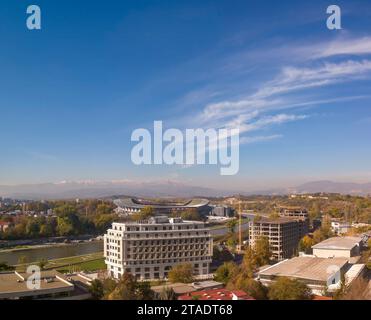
[180,209,202,221]
[132,206,154,221]
[213,246,233,263]
[158,287,176,300]
[38,259,48,270]
[136,281,154,300]
[0,262,15,272]
[89,279,104,300]
[268,277,312,300]
[242,246,259,278]
[254,236,271,266]
[26,220,40,238]
[96,203,113,215]
[227,219,237,234]
[214,262,238,285]
[231,277,268,300]
[298,235,314,254]
[107,273,138,300]
[105,274,154,300]
[168,263,194,283]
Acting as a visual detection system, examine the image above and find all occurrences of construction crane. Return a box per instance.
[238,196,242,252]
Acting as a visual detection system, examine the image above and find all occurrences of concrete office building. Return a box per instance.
[104,216,213,280]
[249,217,308,261]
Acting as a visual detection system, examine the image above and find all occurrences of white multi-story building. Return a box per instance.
[104,216,213,280]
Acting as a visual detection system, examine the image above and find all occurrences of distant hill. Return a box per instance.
[1,179,371,200]
[289,180,371,196]
[0,180,229,200]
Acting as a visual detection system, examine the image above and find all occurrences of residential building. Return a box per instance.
[0,221,11,232]
[331,221,351,235]
[312,236,363,259]
[104,216,213,280]
[249,217,308,261]
[178,288,254,300]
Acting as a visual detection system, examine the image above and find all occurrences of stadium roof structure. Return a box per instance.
[114,198,210,209]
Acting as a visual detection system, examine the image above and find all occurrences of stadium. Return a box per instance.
[114,198,211,216]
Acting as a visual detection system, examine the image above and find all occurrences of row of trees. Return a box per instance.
[214,237,273,300]
[89,273,154,300]
[298,215,334,253]
[0,203,116,240]
[89,264,195,300]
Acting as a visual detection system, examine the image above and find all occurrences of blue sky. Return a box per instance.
[1,0,371,191]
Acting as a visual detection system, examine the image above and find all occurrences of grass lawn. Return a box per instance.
[57,257,106,274]
[15,252,105,273]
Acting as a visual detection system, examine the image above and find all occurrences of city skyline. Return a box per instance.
[1,0,371,191]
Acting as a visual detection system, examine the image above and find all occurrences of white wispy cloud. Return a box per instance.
[313,37,371,58]
[199,60,371,128]
[168,35,371,151]
[240,134,283,145]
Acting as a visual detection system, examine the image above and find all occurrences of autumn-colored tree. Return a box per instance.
[229,277,268,300]
[242,246,259,277]
[298,235,315,254]
[268,277,312,300]
[255,236,271,266]
[132,206,154,221]
[168,263,194,283]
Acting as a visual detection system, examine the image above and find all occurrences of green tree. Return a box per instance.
[38,259,48,270]
[136,281,154,300]
[89,279,104,300]
[26,220,40,238]
[214,262,238,285]
[168,263,194,283]
[180,209,202,221]
[158,287,176,300]
[268,277,312,300]
[227,219,237,234]
[0,262,15,272]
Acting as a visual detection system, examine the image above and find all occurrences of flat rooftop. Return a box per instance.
[151,283,197,295]
[0,270,73,299]
[312,236,363,250]
[251,216,303,224]
[259,256,349,282]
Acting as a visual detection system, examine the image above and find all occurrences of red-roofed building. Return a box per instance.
[178,288,255,301]
[312,295,332,300]
[0,221,11,232]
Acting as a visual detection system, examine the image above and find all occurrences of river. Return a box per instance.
[0,241,103,265]
[0,216,253,265]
